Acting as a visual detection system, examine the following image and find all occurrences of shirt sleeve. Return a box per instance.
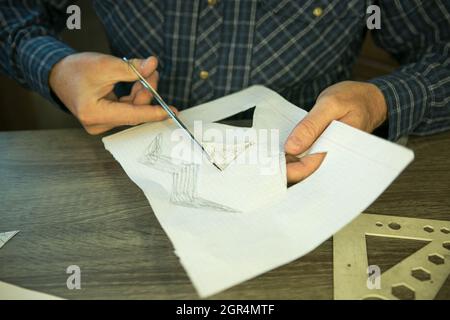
[0,0,76,104]
[368,0,450,141]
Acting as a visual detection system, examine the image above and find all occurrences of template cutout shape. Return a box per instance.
[334,213,450,300]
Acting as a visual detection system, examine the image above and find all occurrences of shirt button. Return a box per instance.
[200,70,209,80]
[313,7,323,17]
[207,0,217,6]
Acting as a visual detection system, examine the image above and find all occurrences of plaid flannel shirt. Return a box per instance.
[1,0,449,141]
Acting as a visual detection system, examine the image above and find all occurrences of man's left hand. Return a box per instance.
[284,81,388,184]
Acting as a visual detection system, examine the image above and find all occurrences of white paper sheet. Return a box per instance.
[136,122,287,213]
[0,231,19,249]
[103,85,414,297]
[0,281,62,300]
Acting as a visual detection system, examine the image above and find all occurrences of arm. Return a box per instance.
[368,0,450,141]
[0,0,175,134]
[285,1,450,184]
[0,0,75,102]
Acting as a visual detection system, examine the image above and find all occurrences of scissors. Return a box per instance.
[123,57,222,171]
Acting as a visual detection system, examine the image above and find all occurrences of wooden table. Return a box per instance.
[0,129,449,299]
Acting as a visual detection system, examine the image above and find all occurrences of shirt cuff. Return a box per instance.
[368,71,433,142]
[17,35,76,107]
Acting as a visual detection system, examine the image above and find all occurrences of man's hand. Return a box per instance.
[49,52,177,135]
[284,81,388,184]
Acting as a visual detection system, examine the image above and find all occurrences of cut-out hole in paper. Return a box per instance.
[214,106,255,128]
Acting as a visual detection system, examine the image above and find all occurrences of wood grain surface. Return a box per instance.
[0,129,449,299]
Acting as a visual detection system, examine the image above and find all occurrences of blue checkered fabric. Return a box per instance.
[0,0,449,140]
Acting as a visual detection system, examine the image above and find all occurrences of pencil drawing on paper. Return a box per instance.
[203,140,254,171]
[139,134,240,213]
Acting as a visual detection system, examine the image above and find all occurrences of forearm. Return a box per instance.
[0,0,76,102]
[368,41,450,141]
[369,0,450,141]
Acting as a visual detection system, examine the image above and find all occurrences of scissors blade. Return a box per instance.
[122,57,222,171]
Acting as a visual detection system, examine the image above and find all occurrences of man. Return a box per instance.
[1,1,449,183]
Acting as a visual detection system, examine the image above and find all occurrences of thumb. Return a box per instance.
[285,103,338,155]
[107,56,158,82]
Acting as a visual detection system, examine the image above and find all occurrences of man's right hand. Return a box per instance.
[49,52,177,135]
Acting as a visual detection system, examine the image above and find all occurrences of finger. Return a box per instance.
[98,99,170,126]
[286,152,327,184]
[121,59,159,104]
[285,153,301,164]
[134,70,159,105]
[339,111,370,132]
[121,70,158,104]
[107,55,158,83]
[120,81,143,103]
[285,102,340,156]
[167,105,180,116]
[83,124,114,135]
[140,56,158,77]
